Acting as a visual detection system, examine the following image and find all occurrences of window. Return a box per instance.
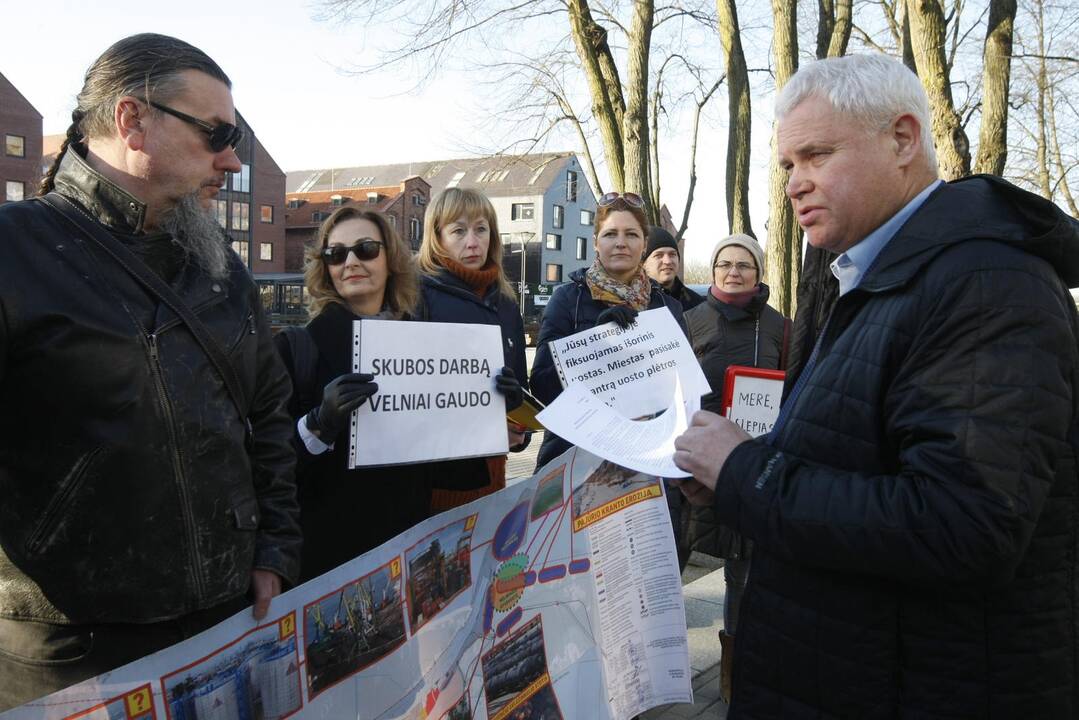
[500,233,512,247]
[259,242,273,261]
[580,209,594,226]
[312,211,327,223]
[5,135,25,158]
[5,180,25,202]
[216,199,228,227]
[331,195,345,206]
[386,214,396,228]
[231,240,249,263]
[552,204,564,229]
[231,202,249,231]
[260,205,273,224]
[412,193,425,206]
[231,163,251,193]
[576,237,588,260]
[545,233,561,251]
[259,283,275,312]
[545,263,563,283]
[287,198,302,209]
[566,170,578,202]
[409,217,422,249]
[511,203,534,221]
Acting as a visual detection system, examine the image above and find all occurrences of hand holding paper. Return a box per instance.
[672,411,752,495]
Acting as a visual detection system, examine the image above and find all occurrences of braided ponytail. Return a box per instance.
[38,113,83,196]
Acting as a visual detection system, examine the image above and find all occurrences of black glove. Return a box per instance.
[495,366,524,411]
[306,373,378,440]
[596,304,638,330]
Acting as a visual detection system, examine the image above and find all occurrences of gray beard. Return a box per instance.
[157,193,230,280]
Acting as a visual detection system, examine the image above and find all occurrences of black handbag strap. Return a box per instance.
[38,192,252,440]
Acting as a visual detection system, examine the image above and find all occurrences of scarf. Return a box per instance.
[585,260,652,310]
[441,257,502,297]
[710,284,762,309]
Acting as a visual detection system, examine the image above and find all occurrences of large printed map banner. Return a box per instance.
[3,448,692,720]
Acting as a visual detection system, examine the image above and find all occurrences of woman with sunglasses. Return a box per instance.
[529,192,689,469]
[681,233,790,703]
[416,187,528,513]
[274,206,485,582]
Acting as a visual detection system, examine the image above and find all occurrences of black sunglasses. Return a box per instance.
[146,100,244,153]
[598,191,645,208]
[322,240,384,265]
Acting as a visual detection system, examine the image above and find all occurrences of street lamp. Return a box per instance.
[508,231,534,316]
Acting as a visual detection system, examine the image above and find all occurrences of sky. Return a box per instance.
[1,1,776,266]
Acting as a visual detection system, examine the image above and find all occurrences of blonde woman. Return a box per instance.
[416,187,527,512]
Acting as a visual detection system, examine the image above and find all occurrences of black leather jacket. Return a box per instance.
[0,150,301,624]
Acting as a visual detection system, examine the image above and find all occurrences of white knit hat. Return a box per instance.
[709,234,765,275]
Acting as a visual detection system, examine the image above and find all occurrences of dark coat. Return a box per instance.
[683,285,787,559]
[716,176,1079,718]
[661,275,705,312]
[685,284,787,416]
[274,303,487,582]
[418,270,528,384]
[530,268,688,468]
[0,150,301,623]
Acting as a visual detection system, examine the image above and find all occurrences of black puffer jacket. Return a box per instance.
[0,150,301,624]
[716,176,1079,718]
[685,284,787,416]
[661,276,705,312]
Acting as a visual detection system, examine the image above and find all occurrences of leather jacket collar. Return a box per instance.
[53,144,149,234]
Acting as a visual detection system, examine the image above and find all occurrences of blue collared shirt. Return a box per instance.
[830,180,943,296]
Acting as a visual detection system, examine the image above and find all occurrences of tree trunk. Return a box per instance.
[901,0,918,73]
[817,0,852,58]
[767,0,799,317]
[717,0,754,237]
[1048,81,1079,216]
[622,0,656,221]
[1034,0,1052,199]
[973,0,1016,175]
[567,0,627,191]
[907,0,971,179]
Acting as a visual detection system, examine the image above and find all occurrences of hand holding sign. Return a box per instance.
[308,373,379,440]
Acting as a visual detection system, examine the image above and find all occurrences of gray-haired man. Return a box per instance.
[674,53,1079,718]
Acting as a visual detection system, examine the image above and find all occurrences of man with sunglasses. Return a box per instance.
[0,35,300,709]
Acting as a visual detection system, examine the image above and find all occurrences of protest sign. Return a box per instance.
[4,447,692,720]
[548,308,708,419]
[722,365,786,437]
[349,320,508,467]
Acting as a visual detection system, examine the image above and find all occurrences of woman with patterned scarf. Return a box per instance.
[416,187,529,513]
[529,192,689,460]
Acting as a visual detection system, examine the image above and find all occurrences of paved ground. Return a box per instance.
[509,346,728,717]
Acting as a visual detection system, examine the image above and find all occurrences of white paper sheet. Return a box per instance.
[537,376,696,478]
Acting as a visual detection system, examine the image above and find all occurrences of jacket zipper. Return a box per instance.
[148,332,205,600]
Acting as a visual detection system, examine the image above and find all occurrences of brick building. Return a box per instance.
[0,72,42,205]
[285,153,598,322]
[283,176,432,272]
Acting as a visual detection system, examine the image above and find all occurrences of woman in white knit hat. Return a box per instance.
[681,232,790,703]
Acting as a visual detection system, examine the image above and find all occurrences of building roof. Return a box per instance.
[286,152,578,199]
[0,72,43,120]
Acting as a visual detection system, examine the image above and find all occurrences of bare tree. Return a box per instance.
[767,0,801,317]
[717,0,755,236]
[907,0,973,179]
[973,0,1017,174]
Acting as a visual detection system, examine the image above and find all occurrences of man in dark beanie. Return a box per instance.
[642,226,703,310]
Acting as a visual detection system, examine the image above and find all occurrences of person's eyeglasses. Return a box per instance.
[598,191,645,208]
[145,100,245,153]
[322,240,384,265]
[714,261,757,274]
